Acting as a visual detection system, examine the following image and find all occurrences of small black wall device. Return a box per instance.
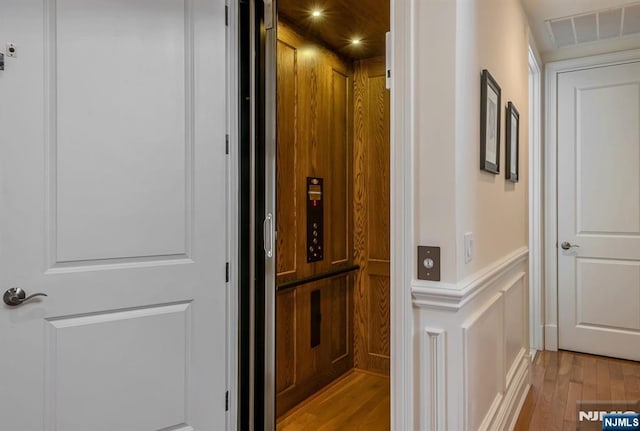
[306,177,324,262]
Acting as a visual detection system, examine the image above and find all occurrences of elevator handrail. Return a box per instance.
[276,264,360,291]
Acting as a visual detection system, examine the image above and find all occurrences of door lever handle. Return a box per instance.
[263,213,274,258]
[3,287,47,306]
[560,241,580,251]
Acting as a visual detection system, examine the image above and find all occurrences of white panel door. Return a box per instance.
[0,0,229,430]
[558,61,640,361]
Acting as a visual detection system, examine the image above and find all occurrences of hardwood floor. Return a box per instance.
[514,350,640,430]
[276,350,639,430]
[276,370,390,431]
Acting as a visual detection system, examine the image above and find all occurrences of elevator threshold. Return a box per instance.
[276,370,390,431]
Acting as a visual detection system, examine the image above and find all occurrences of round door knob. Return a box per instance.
[3,287,47,306]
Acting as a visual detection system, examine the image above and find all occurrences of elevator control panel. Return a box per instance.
[306,177,324,262]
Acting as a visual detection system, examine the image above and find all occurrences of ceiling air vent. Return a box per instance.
[623,4,640,35]
[545,2,640,48]
[574,14,598,44]
[599,8,624,39]
[549,18,576,47]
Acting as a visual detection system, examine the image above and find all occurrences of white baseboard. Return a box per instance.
[506,382,530,431]
[479,353,530,431]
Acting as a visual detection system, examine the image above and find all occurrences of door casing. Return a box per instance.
[528,44,543,355]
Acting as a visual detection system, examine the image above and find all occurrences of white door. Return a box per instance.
[0,1,230,430]
[558,61,640,361]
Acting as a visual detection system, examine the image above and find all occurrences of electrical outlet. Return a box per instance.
[464,232,473,264]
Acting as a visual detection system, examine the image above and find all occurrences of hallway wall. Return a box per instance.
[415,0,529,284]
[454,0,530,280]
[409,0,532,429]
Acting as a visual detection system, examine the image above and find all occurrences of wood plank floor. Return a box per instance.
[514,350,640,430]
[276,371,390,431]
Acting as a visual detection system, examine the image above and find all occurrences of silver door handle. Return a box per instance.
[560,241,580,250]
[3,287,47,306]
[263,213,274,258]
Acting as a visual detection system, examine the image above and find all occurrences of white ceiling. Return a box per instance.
[522,0,640,60]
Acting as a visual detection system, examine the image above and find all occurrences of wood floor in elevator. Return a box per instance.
[276,370,390,431]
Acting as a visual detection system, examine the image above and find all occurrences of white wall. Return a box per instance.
[455,0,530,280]
[414,0,458,282]
[410,0,531,429]
[415,0,529,283]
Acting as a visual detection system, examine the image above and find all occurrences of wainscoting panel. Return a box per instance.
[414,249,530,431]
[421,328,447,431]
[502,273,527,386]
[463,293,504,431]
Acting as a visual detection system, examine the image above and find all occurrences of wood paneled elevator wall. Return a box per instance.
[275,21,390,418]
[353,57,391,376]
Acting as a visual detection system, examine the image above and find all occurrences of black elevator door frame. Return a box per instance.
[237,0,269,430]
[238,0,256,430]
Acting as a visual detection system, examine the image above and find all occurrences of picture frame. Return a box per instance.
[480,69,501,174]
[505,101,520,182]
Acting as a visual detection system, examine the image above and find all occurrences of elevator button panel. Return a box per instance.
[307,177,324,262]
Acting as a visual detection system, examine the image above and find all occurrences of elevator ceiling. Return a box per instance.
[278,0,390,59]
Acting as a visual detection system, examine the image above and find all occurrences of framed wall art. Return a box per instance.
[480,69,501,174]
[505,101,519,182]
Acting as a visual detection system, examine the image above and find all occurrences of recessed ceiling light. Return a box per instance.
[351,38,362,45]
[311,10,322,18]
